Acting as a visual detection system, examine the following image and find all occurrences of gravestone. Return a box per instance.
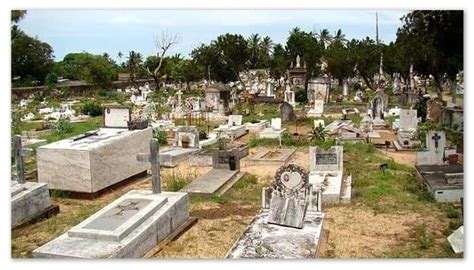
[428,98,443,123]
[309,146,351,203]
[394,109,421,150]
[271,118,282,130]
[228,115,243,126]
[267,164,312,229]
[416,130,448,165]
[307,99,324,117]
[174,126,200,148]
[280,102,294,122]
[103,105,131,128]
[137,139,161,194]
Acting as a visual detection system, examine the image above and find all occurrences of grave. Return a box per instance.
[259,118,286,143]
[308,146,352,203]
[159,126,201,167]
[415,131,463,202]
[341,108,360,119]
[181,148,245,195]
[213,115,247,141]
[283,82,296,107]
[447,226,464,254]
[34,139,191,258]
[245,119,268,133]
[307,99,324,117]
[246,148,296,166]
[226,164,325,258]
[189,143,249,167]
[11,135,58,228]
[37,106,152,194]
[370,91,388,129]
[393,109,421,151]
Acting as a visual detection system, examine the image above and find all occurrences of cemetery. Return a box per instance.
[10,9,464,260]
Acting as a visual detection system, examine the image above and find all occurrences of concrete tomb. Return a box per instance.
[415,131,463,202]
[370,91,388,128]
[307,99,325,117]
[11,135,58,228]
[227,164,325,258]
[393,109,421,150]
[448,226,464,254]
[33,139,191,258]
[309,146,352,203]
[245,119,268,133]
[181,147,244,195]
[214,115,247,141]
[159,126,201,167]
[37,106,152,194]
[259,118,287,142]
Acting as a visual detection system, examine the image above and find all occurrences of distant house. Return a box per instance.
[118,73,131,82]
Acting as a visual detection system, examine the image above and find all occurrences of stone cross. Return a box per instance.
[432,133,441,150]
[176,89,183,105]
[13,135,33,184]
[137,138,161,194]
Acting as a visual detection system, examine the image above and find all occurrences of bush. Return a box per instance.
[153,130,167,145]
[447,210,461,219]
[53,117,73,135]
[81,101,103,116]
[45,72,58,88]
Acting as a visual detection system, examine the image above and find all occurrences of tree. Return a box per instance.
[396,10,463,101]
[325,40,355,85]
[350,37,382,90]
[126,50,143,84]
[11,10,27,23]
[332,29,347,45]
[314,28,333,49]
[12,32,54,85]
[144,31,180,90]
[269,43,289,84]
[285,27,324,87]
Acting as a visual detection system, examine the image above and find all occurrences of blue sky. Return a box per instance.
[17,10,409,62]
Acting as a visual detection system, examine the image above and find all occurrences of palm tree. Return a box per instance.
[11,10,27,23]
[117,51,123,66]
[248,33,261,68]
[333,29,348,45]
[315,29,333,49]
[127,51,143,84]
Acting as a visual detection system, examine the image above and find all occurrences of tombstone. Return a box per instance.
[103,105,131,128]
[308,146,351,203]
[259,118,287,142]
[448,226,464,254]
[342,78,349,97]
[11,135,58,227]
[137,139,161,194]
[370,91,388,128]
[176,89,183,105]
[360,116,373,133]
[213,115,246,141]
[271,118,282,130]
[427,98,443,123]
[416,130,448,165]
[143,102,157,123]
[284,86,296,106]
[280,102,294,122]
[174,126,200,148]
[399,109,418,131]
[267,164,312,228]
[307,99,324,117]
[227,164,324,258]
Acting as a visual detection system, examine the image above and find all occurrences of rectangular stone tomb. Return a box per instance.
[180,169,243,195]
[415,164,463,203]
[214,115,247,140]
[226,210,325,259]
[245,120,268,133]
[309,146,352,203]
[37,128,152,193]
[159,147,200,167]
[189,145,249,167]
[33,190,189,258]
[247,149,296,165]
[11,181,52,227]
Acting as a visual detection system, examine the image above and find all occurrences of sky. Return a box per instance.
[17,10,409,62]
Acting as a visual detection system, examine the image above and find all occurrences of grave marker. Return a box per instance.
[137,139,161,194]
[13,135,33,184]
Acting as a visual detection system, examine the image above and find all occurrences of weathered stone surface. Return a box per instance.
[181,169,239,195]
[226,210,325,259]
[37,128,152,193]
[159,147,200,167]
[103,106,131,128]
[174,126,199,148]
[416,130,448,165]
[33,190,189,258]
[11,181,52,227]
[447,226,464,254]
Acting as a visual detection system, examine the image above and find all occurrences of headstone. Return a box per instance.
[399,109,418,130]
[280,102,294,122]
[136,139,161,194]
[428,99,443,123]
[416,130,448,165]
[271,118,282,130]
[309,146,343,172]
[267,164,312,229]
[104,105,131,128]
[13,135,33,184]
[313,99,324,114]
[447,226,464,254]
[228,115,243,126]
[174,126,200,148]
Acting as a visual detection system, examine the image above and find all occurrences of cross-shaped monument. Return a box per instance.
[13,135,33,184]
[176,89,183,106]
[432,132,441,150]
[136,138,161,194]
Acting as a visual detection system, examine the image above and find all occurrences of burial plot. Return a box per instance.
[370,91,388,129]
[159,126,201,167]
[213,115,247,141]
[309,146,352,203]
[226,164,325,259]
[181,147,245,195]
[259,118,287,142]
[37,106,152,194]
[33,139,192,258]
[189,143,249,167]
[393,109,421,151]
[415,131,463,202]
[245,119,268,133]
[11,135,59,228]
[247,147,296,166]
[307,99,324,117]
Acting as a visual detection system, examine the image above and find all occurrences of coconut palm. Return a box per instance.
[11,10,27,23]
[127,50,143,83]
[333,29,348,45]
[315,28,333,49]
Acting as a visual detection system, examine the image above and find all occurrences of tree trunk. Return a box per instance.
[362,76,373,90]
[434,77,443,101]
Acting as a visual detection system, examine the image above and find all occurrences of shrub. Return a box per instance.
[447,210,461,219]
[53,117,73,135]
[45,72,58,88]
[81,101,103,116]
[153,130,167,145]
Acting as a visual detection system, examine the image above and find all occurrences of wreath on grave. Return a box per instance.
[272,164,310,196]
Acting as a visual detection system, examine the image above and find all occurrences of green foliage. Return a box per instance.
[447,210,461,219]
[12,31,54,86]
[80,101,103,116]
[44,72,58,88]
[309,124,327,142]
[294,88,307,103]
[153,130,168,145]
[52,117,73,135]
[411,224,435,250]
[41,116,102,143]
